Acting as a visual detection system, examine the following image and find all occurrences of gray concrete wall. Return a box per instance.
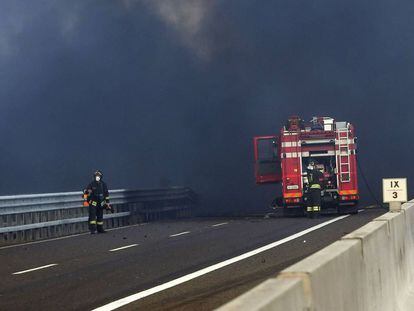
[219,201,414,311]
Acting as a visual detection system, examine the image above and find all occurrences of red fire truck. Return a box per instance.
[253,116,359,215]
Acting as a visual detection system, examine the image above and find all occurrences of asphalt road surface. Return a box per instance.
[0,207,385,311]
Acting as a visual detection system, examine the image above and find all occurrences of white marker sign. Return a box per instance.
[383,178,407,203]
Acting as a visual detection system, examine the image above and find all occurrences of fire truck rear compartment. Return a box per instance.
[302,155,341,210]
[302,156,337,190]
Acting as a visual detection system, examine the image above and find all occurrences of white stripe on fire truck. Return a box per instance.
[281,139,354,146]
[281,142,299,147]
[300,139,333,144]
[283,151,345,158]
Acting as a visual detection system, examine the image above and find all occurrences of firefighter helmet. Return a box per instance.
[94,170,103,178]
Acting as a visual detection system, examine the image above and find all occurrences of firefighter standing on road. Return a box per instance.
[306,162,324,216]
[83,171,112,234]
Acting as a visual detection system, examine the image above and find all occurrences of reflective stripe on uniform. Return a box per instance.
[90,220,97,224]
[91,201,98,206]
[96,222,104,225]
[310,184,321,189]
[307,206,313,212]
[313,206,320,211]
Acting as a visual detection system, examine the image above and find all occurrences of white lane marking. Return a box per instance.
[92,215,349,311]
[0,223,148,250]
[13,263,58,275]
[169,231,190,237]
[358,209,365,212]
[212,222,228,227]
[109,244,139,252]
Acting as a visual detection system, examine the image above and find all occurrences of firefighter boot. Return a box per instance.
[97,222,106,233]
[89,221,97,234]
[312,206,321,218]
[306,206,313,218]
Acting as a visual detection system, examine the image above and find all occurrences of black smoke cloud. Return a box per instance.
[0,1,413,213]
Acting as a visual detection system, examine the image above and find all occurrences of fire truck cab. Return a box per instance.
[254,116,359,215]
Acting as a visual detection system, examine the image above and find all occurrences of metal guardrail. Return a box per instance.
[0,187,197,245]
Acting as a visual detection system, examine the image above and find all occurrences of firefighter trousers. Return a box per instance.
[88,205,104,233]
[307,188,322,212]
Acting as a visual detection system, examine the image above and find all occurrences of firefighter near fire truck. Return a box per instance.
[253,116,359,216]
[83,170,113,234]
[305,162,324,217]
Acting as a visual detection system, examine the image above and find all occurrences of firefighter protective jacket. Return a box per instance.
[307,169,324,189]
[85,180,110,207]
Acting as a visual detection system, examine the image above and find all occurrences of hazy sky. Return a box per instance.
[1,1,413,212]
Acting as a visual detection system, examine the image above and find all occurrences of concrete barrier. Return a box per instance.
[400,203,414,310]
[221,278,307,311]
[219,201,414,311]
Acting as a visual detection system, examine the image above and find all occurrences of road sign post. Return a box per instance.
[382,178,408,212]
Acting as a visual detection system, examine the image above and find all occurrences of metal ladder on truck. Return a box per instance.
[336,128,351,183]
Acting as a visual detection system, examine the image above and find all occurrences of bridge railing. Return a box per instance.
[0,187,197,245]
